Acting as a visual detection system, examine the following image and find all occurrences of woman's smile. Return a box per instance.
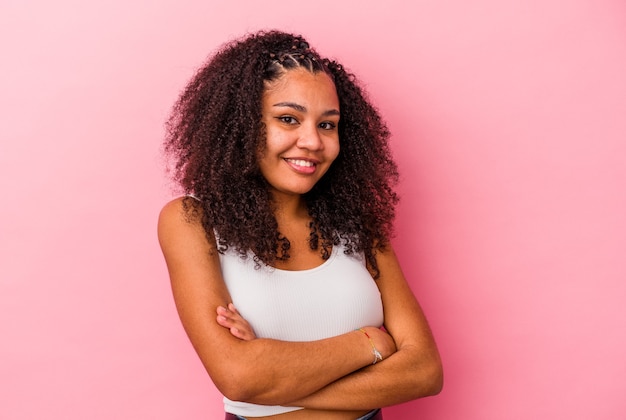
[258,67,340,198]
[283,157,318,174]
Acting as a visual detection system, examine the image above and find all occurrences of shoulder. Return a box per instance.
[158,196,202,230]
[158,196,216,253]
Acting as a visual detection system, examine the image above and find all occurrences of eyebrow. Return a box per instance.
[272,102,340,117]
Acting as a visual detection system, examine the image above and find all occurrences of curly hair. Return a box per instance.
[164,30,399,277]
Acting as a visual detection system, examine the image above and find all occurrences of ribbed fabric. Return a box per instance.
[219,244,384,417]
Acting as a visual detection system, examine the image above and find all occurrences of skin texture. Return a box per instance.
[159,31,443,419]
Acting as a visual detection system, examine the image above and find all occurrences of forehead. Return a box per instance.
[263,68,339,108]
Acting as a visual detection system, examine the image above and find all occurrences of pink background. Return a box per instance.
[1,0,625,419]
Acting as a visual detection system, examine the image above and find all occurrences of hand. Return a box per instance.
[216,303,257,340]
[359,326,397,361]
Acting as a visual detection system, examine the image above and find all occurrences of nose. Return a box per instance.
[296,123,324,151]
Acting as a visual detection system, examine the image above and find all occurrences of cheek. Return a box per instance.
[263,127,289,154]
[328,140,340,163]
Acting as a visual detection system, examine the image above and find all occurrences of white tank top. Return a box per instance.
[218,243,384,417]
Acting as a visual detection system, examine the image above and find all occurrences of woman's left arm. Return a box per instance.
[287,245,443,410]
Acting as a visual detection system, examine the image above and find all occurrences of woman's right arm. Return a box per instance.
[157,198,395,405]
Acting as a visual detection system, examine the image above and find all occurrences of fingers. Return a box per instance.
[216,305,238,330]
[216,304,257,340]
[216,305,233,326]
[229,326,250,340]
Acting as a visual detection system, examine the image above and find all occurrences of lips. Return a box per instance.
[284,158,318,174]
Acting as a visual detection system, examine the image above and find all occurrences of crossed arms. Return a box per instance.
[158,197,443,410]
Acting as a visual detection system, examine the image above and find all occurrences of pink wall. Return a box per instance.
[1,1,625,419]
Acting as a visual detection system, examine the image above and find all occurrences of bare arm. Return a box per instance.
[216,242,443,410]
[288,246,443,409]
[157,197,396,405]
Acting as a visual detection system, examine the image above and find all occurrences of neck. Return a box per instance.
[270,191,308,224]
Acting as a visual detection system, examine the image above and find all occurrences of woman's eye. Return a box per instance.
[278,116,298,124]
[319,122,337,130]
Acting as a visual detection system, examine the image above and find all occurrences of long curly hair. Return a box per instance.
[164,30,398,277]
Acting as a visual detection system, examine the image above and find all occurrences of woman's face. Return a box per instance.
[258,67,340,199]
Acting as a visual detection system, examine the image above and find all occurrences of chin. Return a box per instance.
[272,184,316,197]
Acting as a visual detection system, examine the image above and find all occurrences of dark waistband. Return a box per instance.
[225,409,382,420]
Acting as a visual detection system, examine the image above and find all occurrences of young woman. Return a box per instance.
[158,30,442,420]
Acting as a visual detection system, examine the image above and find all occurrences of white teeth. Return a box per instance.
[286,159,314,167]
